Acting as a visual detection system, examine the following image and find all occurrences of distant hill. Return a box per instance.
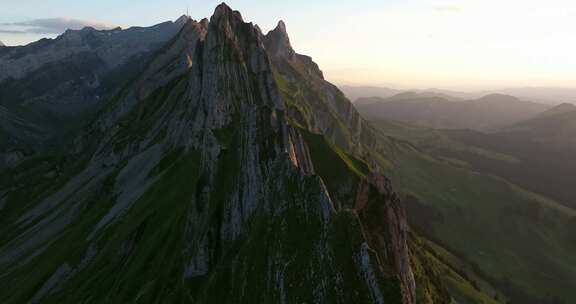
[339,85,400,101]
[500,104,576,150]
[375,91,463,102]
[0,40,5,47]
[354,91,456,106]
[429,105,576,211]
[488,87,576,104]
[533,102,576,119]
[421,88,477,99]
[355,93,550,130]
[385,102,576,209]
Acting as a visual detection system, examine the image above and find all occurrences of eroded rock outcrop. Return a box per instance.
[356,173,416,304]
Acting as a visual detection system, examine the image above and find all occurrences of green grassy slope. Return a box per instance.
[368,120,576,303]
[413,236,503,304]
[299,127,491,304]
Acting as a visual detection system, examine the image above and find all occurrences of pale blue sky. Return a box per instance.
[2,0,575,89]
[1,1,397,44]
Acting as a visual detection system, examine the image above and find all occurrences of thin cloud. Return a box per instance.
[0,29,26,34]
[0,18,117,34]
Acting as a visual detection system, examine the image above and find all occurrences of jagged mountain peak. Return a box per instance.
[212,2,244,23]
[102,2,283,131]
[207,3,265,48]
[128,16,208,101]
[275,20,288,33]
[264,20,296,59]
[178,16,208,33]
[59,25,102,38]
[174,14,193,26]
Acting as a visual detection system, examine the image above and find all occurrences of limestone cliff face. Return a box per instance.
[0,4,440,304]
[264,22,371,154]
[355,173,416,304]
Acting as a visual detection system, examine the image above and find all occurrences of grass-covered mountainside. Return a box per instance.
[500,103,576,151]
[0,4,502,304]
[375,101,576,210]
[355,93,550,131]
[363,117,576,303]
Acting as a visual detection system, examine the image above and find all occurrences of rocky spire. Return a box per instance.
[264,20,296,60]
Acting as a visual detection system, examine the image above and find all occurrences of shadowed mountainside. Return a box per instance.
[0,16,190,167]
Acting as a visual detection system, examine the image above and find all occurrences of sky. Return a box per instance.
[1,0,575,90]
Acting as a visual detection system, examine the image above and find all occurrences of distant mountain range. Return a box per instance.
[355,92,550,130]
[0,16,190,167]
[341,85,576,105]
[339,85,401,101]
